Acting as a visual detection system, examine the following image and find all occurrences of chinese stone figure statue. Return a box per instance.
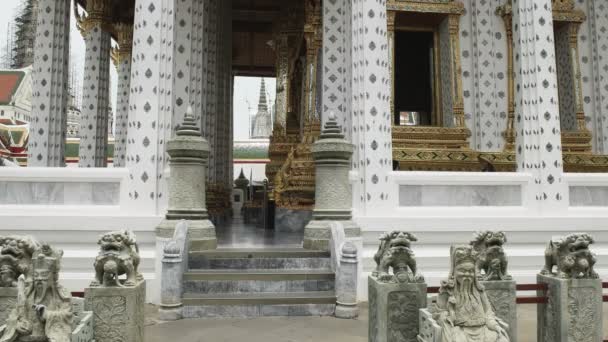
[432,246,510,342]
[372,231,424,283]
[0,245,72,342]
[0,236,38,287]
[91,230,142,287]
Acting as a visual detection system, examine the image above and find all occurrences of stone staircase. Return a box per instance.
[181,248,337,317]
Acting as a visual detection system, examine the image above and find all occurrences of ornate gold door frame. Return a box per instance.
[389,1,483,171]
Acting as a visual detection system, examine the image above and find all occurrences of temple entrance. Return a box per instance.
[211,0,320,248]
[394,30,436,126]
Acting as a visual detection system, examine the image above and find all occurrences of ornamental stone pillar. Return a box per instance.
[75,0,112,167]
[304,115,360,251]
[156,107,216,251]
[511,0,569,212]
[111,23,133,168]
[27,0,71,166]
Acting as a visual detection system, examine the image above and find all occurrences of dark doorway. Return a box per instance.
[394,30,434,126]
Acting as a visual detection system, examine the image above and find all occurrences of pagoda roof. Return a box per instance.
[0,70,26,105]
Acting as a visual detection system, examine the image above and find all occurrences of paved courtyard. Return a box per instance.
[144,303,608,342]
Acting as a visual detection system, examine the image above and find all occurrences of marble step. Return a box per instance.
[181,291,336,318]
[188,248,332,270]
[183,269,335,294]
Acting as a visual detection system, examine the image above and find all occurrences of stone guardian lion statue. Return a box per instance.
[91,230,141,287]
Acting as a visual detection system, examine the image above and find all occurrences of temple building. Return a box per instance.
[0,0,607,314]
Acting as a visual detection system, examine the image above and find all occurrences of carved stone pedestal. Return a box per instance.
[537,274,603,342]
[85,280,146,342]
[368,276,427,342]
[0,287,17,326]
[480,280,517,342]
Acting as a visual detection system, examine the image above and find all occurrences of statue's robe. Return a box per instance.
[0,285,72,342]
[434,286,510,342]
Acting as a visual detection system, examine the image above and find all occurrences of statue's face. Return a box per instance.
[455,262,475,285]
[33,269,50,300]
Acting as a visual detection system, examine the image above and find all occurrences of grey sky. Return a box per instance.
[0,0,272,142]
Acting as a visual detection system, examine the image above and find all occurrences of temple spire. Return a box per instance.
[257,78,268,111]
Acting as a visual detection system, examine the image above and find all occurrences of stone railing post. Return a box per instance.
[335,242,358,319]
[159,220,189,320]
[304,114,360,251]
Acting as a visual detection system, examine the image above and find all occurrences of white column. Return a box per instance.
[76,0,112,167]
[205,0,217,184]
[191,0,205,130]
[28,0,71,166]
[587,0,608,152]
[322,0,347,128]
[342,0,353,142]
[350,0,393,215]
[512,0,568,212]
[112,24,133,168]
[126,0,175,214]
[172,0,195,131]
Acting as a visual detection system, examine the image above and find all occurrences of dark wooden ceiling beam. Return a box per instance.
[233,21,274,33]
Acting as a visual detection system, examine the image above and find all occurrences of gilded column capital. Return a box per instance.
[111,23,134,67]
[74,0,113,35]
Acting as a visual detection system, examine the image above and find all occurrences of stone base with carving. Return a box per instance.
[480,280,517,342]
[85,280,146,342]
[0,287,17,327]
[368,276,427,342]
[537,274,602,342]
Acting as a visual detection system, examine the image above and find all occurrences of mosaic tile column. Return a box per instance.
[172,0,195,132]
[275,33,289,131]
[586,0,608,152]
[126,0,175,214]
[28,0,71,167]
[350,0,393,215]
[469,0,508,151]
[304,1,321,122]
[511,0,568,211]
[112,23,133,168]
[76,0,112,167]
[214,1,225,187]
[205,0,217,184]
[191,0,205,131]
[342,0,353,142]
[322,0,347,129]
